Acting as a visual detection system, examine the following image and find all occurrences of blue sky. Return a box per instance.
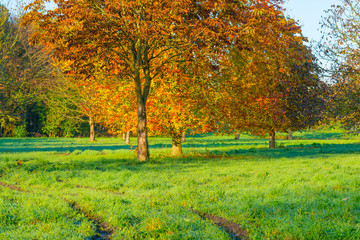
[5,0,341,44]
[283,0,342,43]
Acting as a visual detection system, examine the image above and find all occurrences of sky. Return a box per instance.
[283,0,342,43]
[4,0,342,44]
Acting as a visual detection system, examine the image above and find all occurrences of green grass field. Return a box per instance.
[1,129,360,239]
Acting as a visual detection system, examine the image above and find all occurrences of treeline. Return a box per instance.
[0,0,358,161]
[0,5,92,138]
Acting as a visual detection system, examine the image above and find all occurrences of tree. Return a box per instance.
[39,71,101,139]
[213,11,324,148]
[0,5,52,137]
[0,5,18,136]
[321,0,360,129]
[326,66,360,130]
[95,62,215,156]
[147,62,216,155]
[25,0,289,160]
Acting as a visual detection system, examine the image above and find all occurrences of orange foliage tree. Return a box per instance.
[212,4,324,148]
[96,61,215,156]
[148,61,217,155]
[25,0,290,160]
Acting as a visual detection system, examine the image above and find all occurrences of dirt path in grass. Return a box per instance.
[65,199,115,240]
[190,209,248,240]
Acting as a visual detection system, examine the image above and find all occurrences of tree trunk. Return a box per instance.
[269,130,275,148]
[182,132,186,143]
[137,97,149,161]
[122,133,126,141]
[287,129,293,140]
[172,133,183,156]
[133,40,151,161]
[126,131,131,144]
[234,131,241,140]
[89,116,95,142]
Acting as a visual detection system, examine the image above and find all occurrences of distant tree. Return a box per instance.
[321,0,360,130]
[326,66,360,130]
[0,6,52,137]
[0,5,19,136]
[39,72,98,138]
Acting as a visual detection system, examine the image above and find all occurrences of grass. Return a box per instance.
[1,130,360,239]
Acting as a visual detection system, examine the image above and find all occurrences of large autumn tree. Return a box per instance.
[25,0,287,160]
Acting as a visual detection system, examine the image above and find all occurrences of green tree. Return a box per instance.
[0,5,57,137]
[321,0,360,130]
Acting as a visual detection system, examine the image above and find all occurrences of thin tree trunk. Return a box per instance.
[234,131,241,140]
[89,116,95,142]
[122,133,126,141]
[287,129,293,140]
[172,133,183,156]
[137,96,149,161]
[126,131,131,144]
[182,132,186,143]
[269,130,275,149]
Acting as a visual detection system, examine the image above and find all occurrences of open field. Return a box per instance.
[1,130,360,239]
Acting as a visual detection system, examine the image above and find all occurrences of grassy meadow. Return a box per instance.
[1,129,360,239]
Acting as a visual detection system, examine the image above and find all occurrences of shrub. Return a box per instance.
[12,125,28,137]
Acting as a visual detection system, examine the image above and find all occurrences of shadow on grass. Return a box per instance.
[0,137,263,154]
[20,157,142,173]
[1,136,360,163]
[221,142,360,159]
[9,141,360,177]
[0,145,132,153]
[294,131,346,140]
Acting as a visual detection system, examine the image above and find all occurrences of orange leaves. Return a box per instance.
[211,0,322,135]
[22,0,315,141]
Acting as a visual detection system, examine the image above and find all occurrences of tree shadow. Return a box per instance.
[221,142,360,159]
[1,135,360,164]
[294,131,346,140]
[0,145,132,153]
[21,157,142,173]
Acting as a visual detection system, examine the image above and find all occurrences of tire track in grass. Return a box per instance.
[71,182,248,239]
[0,181,30,193]
[56,179,125,196]
[75,184,125,196]
[190,209,248,240]
[1,180,248,239]
[0,181,115,239]
[65,199,115,240]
